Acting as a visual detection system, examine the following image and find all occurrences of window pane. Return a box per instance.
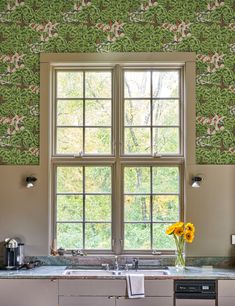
[57,71,83,98]
[85,128,111,154]
[124,167,150,194]
[152,224,175,250]
[152,195,179,222]
[124,223,151,249]
[125,100,150,126]
[57,167,83,193]
[57,223,83,249]
[57,195,83,221]
[86,195,111,221]
[153,167,179,193]
[85,71,112,98]
[124,71,150,98]
[153,128,179,154]
[124,195,150,222]
[85,223,111,249]
[85,167,111,193]
[152,71,179,98]
[153,100,179,126]
[125,128,150,154]
[85,100,111,126]
[56,128,83,154]
[57,100,83,126]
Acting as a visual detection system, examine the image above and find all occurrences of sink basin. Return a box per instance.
[63,269,170,276]
[63,269,110,276]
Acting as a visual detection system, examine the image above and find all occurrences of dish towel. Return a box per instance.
[126,274,145,299]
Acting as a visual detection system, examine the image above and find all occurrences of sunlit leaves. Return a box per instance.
[57,71,83,98]
[124,166,180,250]
[124,69,181,155]
[56,166,112,250]
[125,223,151,250]
[55,70,112,155]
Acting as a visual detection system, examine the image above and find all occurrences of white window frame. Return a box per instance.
[40,52,196,255]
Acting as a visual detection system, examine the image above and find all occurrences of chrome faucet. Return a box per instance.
[114,256,119,271]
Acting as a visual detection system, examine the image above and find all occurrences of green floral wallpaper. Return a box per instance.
[0,0,234,164]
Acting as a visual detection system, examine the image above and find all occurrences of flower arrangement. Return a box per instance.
[166,222,195,269]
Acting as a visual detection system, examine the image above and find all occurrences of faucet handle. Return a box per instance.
[125,263,133,271]
[101,263,110,271]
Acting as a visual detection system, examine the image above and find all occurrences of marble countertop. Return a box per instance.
[1,266,235,280]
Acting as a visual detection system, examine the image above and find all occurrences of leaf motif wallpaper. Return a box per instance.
[0,0,234,165]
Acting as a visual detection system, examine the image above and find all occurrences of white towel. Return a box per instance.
[126,274,145,299]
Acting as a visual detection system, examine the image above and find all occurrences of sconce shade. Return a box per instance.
[26,176,37,188]
[192,176,202,188]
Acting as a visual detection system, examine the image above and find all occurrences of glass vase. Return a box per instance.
[175,250,185,269]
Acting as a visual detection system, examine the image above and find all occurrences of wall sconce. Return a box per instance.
[191,176,203,188]
[26,176,37,188]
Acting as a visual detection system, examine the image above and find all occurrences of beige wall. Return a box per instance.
[186,165,235,257]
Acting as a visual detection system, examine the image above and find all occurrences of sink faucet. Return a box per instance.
[133,258,139,271]
[114,256,119,271]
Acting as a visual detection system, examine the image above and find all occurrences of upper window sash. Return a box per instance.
[121,67,183,158]
[52,65,184,159]
[52,67,114,157]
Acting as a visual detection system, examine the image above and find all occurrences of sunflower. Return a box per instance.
[166,225,176,235]
[174,221,184,228]
[174,227,184,236]
[184,230,194,243]
[185,222,195,233]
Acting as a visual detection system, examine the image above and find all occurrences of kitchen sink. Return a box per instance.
[63,268,170,276]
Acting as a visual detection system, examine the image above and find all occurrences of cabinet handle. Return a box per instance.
[108,296,115,299]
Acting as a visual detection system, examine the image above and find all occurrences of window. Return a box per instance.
[43,53,195,255]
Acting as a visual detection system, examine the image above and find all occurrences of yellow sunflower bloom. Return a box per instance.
[185,222,195,233]
[184,230,194,243]
[174,221,184,228]
[174,227,184,236]
[166,225,175,235]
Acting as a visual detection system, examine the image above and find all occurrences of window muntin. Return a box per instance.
[55,70,113,155]
[123,166,180,251]
[56,165,112,250]
[52,63,183,253]
[123,69,181,156]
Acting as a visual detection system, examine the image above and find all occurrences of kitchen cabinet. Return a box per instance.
[116,296,173,306]
[0,279,58,306]
[60,296,115,306]
[59,279,174,306]
[218,280,235,306]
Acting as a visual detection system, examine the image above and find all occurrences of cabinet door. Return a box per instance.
[218,297,235,306]
[59,296,115,306]
[116,296,173,306]
[0,279,58,306]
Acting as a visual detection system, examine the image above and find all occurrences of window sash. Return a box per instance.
[53,68,114,157]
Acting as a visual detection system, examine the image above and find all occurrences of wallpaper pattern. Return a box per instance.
[0,0,234,164]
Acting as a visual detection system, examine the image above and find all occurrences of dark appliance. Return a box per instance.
[175,280,216,306]
[4,238,24,269]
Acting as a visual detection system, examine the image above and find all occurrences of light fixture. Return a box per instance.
[191,176,202,188]
[26,176,37,188]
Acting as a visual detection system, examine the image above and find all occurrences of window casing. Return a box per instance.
[44,53,195,255]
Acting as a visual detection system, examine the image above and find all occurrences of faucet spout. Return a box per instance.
[114,256,119,271]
